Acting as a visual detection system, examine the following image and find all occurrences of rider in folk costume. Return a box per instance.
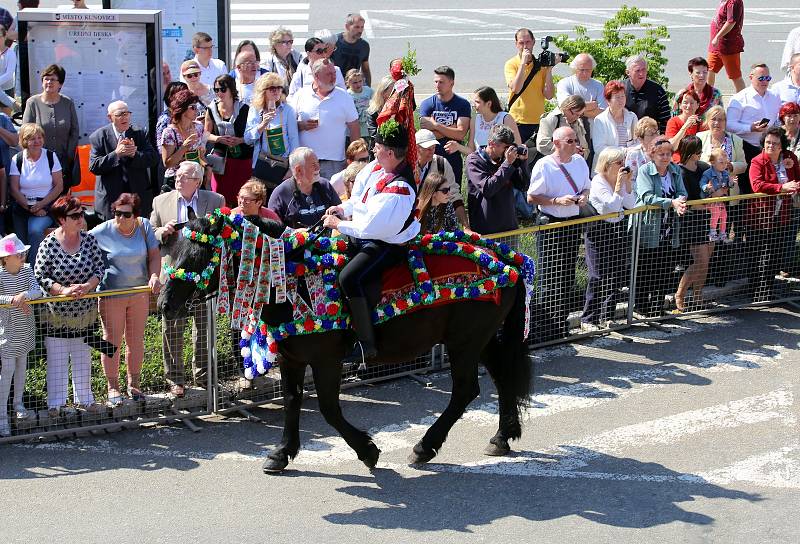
[323,119,420,364]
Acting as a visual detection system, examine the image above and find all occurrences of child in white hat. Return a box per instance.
[0,233,43,437]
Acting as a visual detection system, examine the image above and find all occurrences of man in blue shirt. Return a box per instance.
[419,66,472,186]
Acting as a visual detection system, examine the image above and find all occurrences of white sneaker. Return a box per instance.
[14,404,28,419]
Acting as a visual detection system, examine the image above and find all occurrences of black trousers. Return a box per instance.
[582,221,629,324]
[535,222,582,341]
[635,244,678,317]
[747,226,786,301]
[339,239,408,308]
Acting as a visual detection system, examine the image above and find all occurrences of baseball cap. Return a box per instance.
[415,129,438,149]
[180,60,202,76]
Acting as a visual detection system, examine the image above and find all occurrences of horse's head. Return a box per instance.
[158,210,287,320]
[158,211,225,320]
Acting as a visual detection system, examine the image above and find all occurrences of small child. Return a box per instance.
[0,234,43,437]
[345,69,373,138]
[701,149,736,242]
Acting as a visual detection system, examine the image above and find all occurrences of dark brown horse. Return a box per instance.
[158,213,532,473]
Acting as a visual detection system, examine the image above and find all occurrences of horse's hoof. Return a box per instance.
[360,442,381,469]
[484,441,511,457]
[262,454,289,474]
[408,443,436,465]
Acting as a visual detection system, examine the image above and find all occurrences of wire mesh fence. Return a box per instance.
[0,287,211,443]
[3,191,798,441]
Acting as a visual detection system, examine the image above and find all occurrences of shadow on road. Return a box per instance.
[317,449,763,531]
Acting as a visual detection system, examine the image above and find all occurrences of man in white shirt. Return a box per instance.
[726,63,782,160]
[772,53,800,105]
[555,53,606,121]
[527,126,592,342]
[289,58,360,180]
[233,50,259,104]
[181,32,228,87]
[781,26,800,75]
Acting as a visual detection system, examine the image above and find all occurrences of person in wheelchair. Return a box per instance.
[323,120,419,364]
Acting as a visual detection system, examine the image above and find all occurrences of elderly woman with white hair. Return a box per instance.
[555,53,607,121]
[267,147,341,228]
[581,147,636,328]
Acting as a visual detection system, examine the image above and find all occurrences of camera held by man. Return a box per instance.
[538,36,569,67]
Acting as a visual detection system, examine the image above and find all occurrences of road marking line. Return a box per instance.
[230,3,310,9]
[361,10,375,40]
[231,25,309,34]
[230,14,309,21]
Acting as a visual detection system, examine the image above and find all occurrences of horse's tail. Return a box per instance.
[483,279,532,440]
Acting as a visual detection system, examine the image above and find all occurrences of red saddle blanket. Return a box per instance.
[378,253,501,311]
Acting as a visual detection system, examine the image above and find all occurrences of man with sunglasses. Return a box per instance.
[466,124,527,235]
[726,63,782,188]
[527,126,591,342]
[89,100,159,221]
[288,37,346,97]
[183,32,227,87]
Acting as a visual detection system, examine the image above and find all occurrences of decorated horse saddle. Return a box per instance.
[169,208,535,380]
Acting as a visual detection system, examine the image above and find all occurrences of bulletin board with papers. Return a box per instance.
[18,9,162,145]
[104,0,229,78]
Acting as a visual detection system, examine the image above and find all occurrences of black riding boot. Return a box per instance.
[341,297,378,365]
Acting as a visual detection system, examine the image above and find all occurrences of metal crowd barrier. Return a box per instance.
[2,192,797,442]
[0,287,213,444]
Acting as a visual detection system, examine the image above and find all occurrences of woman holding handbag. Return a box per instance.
[204,74,253,206]
[244,73,299,198]
[89,193,161,405]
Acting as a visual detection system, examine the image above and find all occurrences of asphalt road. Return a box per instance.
[1,306,799,542]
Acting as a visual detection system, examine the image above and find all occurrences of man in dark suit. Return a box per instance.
[89,100,159,220]
[151,161,225,396]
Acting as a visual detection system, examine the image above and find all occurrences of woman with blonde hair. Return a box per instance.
[244,72,299,193]
[582,146,635,327]
[366,75,396,155]
[9,123,63,262]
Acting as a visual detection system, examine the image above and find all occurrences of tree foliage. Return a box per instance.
[553,6,670,89]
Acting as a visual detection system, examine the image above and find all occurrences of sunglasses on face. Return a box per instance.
[278,39,294,45]
[213,86,228,93]
[184,72,200,79]
[313,48,327,54]
[436,186,450,194]
[266,85,283,92]
[114,210,134,218]
[755,75,772,82]
[66,211,84,221]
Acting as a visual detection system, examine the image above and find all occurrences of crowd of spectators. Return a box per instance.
[0,1,800,426]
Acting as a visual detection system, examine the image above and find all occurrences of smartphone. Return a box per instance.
[620,166,631,174]
[759,118,770,126]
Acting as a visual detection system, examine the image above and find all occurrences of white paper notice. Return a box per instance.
[27,22,150,143]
